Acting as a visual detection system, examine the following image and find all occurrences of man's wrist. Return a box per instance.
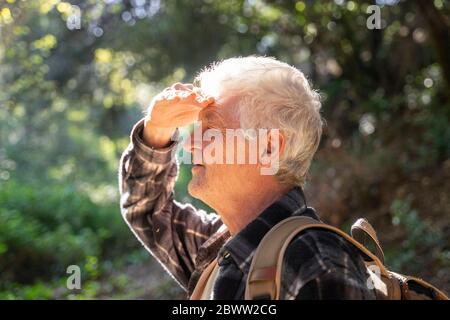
[143,119,177,149]
[130,119,179,165]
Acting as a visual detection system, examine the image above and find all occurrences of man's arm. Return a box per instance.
[119,118,223,290]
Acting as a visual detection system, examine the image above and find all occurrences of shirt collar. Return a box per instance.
[218,186,319,274]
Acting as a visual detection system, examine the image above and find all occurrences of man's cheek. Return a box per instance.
[202,133,226,165]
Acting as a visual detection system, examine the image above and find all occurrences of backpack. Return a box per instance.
[244,216,448,300]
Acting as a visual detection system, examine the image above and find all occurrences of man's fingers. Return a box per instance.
[157,87,214,109]
[171,82,183,90]
[195,95,215,107]
[179,91,196,99]
[192,86,206,96]
[195,94,214,103]
[171,82,194,91]
[167,84,212,100]
[195,96,206,103]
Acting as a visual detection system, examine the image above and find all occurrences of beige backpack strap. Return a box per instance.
[390,272,449,300]
[245,216,319,300]
[245,216,390,300]
[190,258,219,300]
[351,218,385,263]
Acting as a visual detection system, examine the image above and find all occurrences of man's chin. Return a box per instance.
[187,178,204,200]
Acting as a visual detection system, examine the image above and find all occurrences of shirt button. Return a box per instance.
[223,251,231,259]
[155,227,160,233]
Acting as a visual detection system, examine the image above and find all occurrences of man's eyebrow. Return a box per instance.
[199,107,225,127]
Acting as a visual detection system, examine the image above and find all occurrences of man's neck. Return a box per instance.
[215,185,289,235]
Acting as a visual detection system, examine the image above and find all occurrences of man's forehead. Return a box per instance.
[198,100,239,127]
[199,104,222,118]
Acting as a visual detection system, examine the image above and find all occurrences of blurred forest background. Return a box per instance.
[0,0,449,299]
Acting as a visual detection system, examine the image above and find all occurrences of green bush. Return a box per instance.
[0,179,136,286]
[386,196,448,275]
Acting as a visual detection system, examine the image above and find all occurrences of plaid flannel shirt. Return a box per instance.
[119,119,377,300]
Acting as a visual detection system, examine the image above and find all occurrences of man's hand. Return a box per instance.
[143,83,214,148]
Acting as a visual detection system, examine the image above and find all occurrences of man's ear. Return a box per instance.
[265,129,285,158]
[259,129,284,176]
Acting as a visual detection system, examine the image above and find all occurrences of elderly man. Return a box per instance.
[119,56,375,299]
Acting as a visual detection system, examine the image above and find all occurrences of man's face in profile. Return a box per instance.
[183,96,278,207]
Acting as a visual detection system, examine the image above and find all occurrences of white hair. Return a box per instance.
[195,56,323,187]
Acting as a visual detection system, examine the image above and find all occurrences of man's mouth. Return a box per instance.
[192,164,204,173]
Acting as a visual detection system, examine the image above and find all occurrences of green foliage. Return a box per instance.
[0,179,138,293]
[386,196,449,275]
[0,0,449,298]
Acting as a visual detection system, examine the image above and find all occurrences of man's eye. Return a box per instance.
[206,126,222,132]
[203,124,216,130]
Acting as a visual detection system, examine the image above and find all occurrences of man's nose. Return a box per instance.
[182,130,205,165]
[182,131,202,155]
